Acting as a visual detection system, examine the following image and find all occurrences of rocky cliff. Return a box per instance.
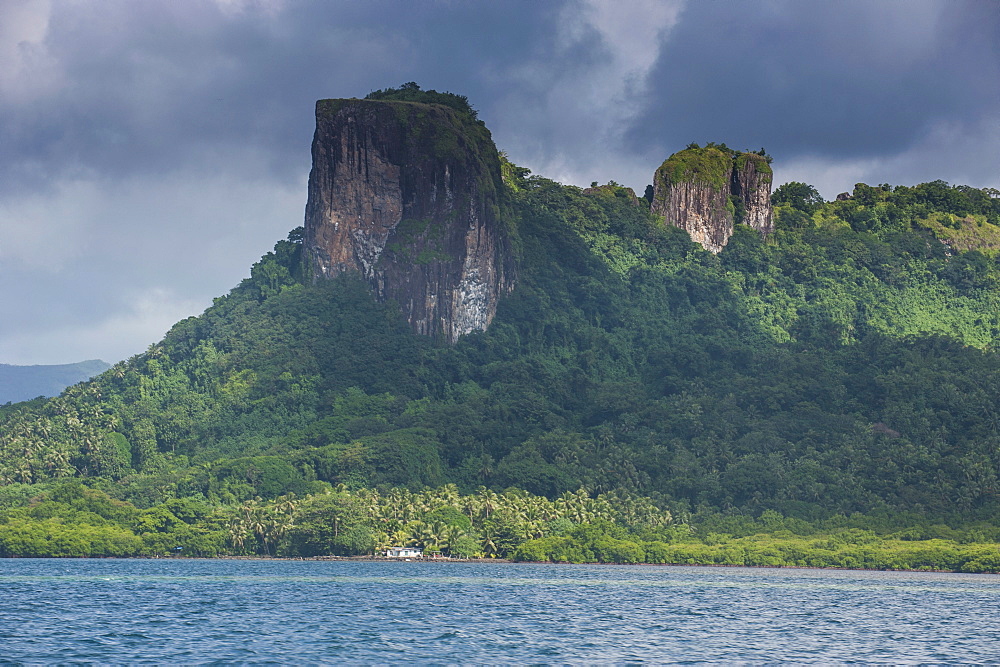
[651,146,773,253]
[304,98,515,342]
[732,153,774,237]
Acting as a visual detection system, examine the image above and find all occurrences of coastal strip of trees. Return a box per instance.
[1,481,998,573]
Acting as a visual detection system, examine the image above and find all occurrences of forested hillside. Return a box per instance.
[1,96,999,562]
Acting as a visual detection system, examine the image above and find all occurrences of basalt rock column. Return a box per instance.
[651,146,773,253]
[732,153,774,238]
[304,98,515,341]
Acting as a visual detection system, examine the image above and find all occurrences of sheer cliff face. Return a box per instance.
[304,99,515,342]
[732,153,774,238]
[651,148,773,253]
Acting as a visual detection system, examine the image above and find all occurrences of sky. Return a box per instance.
[1,0,998,366]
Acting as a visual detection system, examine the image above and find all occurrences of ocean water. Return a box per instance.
[0,559,998,663]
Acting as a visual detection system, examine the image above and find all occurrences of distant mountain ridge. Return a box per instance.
[0,360,111,404]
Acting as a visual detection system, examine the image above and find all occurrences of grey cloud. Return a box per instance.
[2,0,999,365]
[1,0,565,195]
[481,1,685,191]
[0,170,304,364]
[629,0,1000,167]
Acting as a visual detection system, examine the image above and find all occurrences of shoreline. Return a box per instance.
[4,554,980,574]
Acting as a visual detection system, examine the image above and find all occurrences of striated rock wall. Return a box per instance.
[304,98,515,341]
[651,146,773,253]
[732,153,774,237]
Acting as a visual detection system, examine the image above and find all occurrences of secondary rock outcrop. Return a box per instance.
[304,98,515,342]
[651,146,773,253]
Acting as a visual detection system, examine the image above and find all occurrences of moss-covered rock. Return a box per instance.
[651,146,773,252]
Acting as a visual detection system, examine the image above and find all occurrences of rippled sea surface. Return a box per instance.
[1,559,998,663]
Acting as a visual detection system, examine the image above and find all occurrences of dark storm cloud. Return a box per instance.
[0,0,564,195]
[630,0,1000,164]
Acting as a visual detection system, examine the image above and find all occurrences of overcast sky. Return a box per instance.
[2,0,998,365]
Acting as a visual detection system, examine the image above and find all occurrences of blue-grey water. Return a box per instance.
[0,559,998,663]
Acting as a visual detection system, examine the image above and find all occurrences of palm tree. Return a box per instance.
[357,488,381,520]
[478,487,499,519]
[42,448,73,478]
[274,493,299,516]
[430,522,458,553]
[437,484,461,507]
[477,454,495,482]
[234,500,270,555]
[479,526,500,558]
[372,529,393,554]
[389,526,411,549]
[461,494,480,522]
[405,521,431,549]
[36,419,52,442]
[14,458,34,484]
[227,515,250,552]
[262,510,294,556]
[383,488,405,521]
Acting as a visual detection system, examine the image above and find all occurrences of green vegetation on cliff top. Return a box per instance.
[365,82,480,120]
[315,97,490,165]
[656,143,773,193]
[316,82,480,122]
[734,150,773,177]
[656,145,733,190]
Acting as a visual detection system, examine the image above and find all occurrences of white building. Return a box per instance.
[386,546,423,558]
